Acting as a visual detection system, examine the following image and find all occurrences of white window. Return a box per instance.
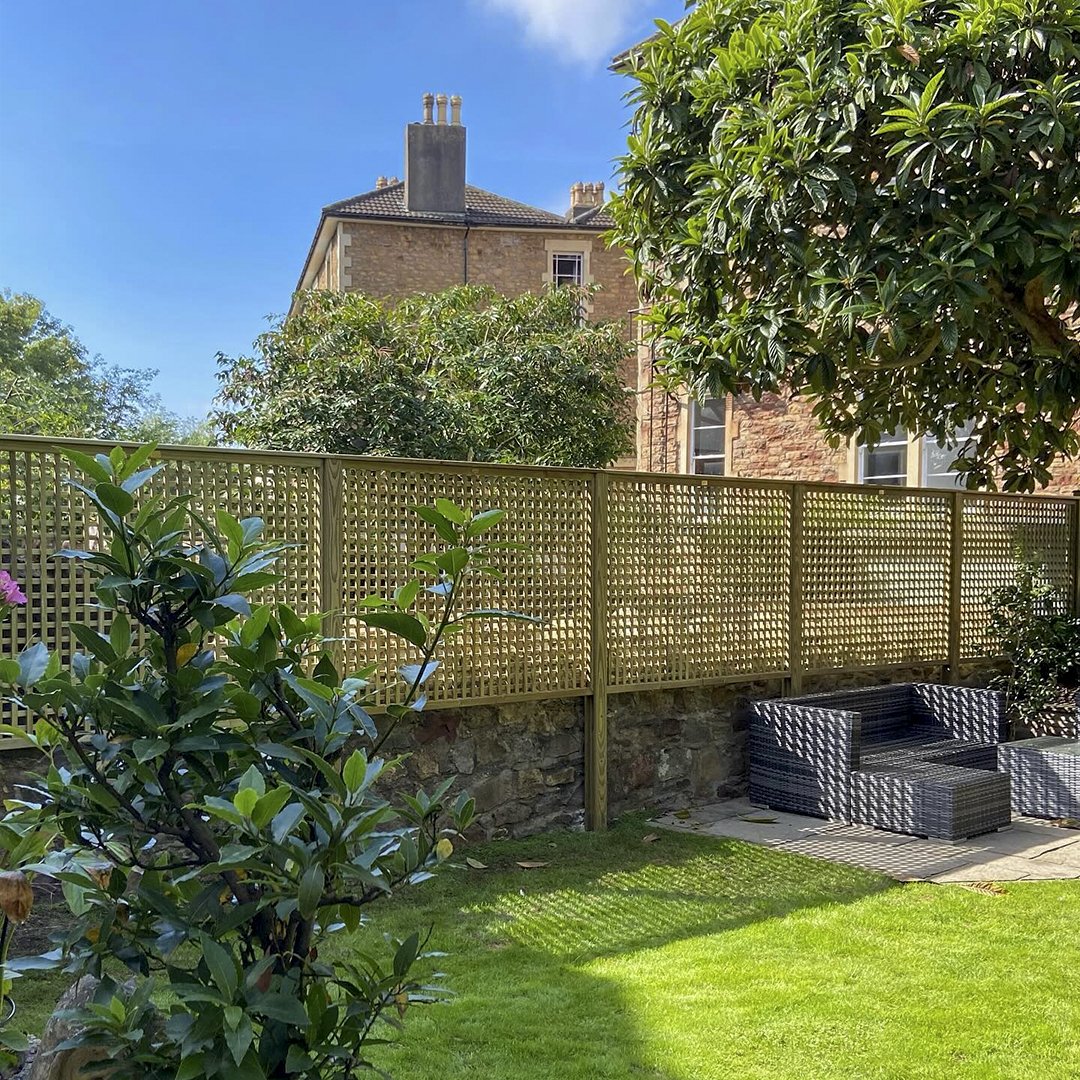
[859,427,907,485]
[551,252,584,287]
[690,397,726,475]
[922,421,977,488]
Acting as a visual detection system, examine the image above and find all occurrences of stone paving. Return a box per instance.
[655,798,1080,882]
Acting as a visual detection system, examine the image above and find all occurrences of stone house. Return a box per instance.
[292,93,640,465]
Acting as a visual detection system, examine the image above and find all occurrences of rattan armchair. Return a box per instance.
[749,683,1011,840]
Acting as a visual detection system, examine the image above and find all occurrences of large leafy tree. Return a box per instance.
[215,285,635,468]
[611,0,1080,490]
[0,291,209,443]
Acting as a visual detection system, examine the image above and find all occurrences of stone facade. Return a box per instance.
[377,697,586,838]
[340,220,637,335]
[637,346,1080,493]
[728,394,848,481]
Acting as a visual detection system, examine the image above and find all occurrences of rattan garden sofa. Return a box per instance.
[749,684,1011,840]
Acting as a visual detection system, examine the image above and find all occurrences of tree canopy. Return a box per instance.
[0,291,209,443]
[215,285,635,468]
[611,0,1080,490]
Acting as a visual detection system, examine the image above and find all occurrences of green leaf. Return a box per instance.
[96,483,135,517]
[358,611,427,649]
[271,803,306,845]
[69,623,116,663]
[298,864,325,920]
[216,510,245,552]
[238,763,266,796]
[466,508,505,537]
[0,659,20,685]
[393,579,420,610]
[234,788,258,817]
[249,992,309,1027]
[410,506,459,544]
[342,749,367,792]
[176,1056,207,1080]
[109,612,131,657]
[434,498,467,525]
[201,935,238,1000]
[17,642,50,687]
[0,1030,29,1051]
[251,786,292,829]
[58,446,112,483]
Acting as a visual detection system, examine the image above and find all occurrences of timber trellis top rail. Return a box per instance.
[1,435,1078,740]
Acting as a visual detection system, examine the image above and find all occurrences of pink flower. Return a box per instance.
[0,571,26,607]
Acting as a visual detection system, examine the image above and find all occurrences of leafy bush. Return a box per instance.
[986,561,1080,734]
[0,444,529,1078]
[215,284,635,468]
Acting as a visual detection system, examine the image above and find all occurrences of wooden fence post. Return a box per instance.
[319,456,344,662]
[788,484,805,695]
[1071,497,1080,617]
[947,490,963,684]
[585,469,609,831]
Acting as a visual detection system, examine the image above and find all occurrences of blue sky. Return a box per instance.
[0,0,681,421]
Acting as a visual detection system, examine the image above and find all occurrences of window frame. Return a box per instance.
[689,397,727,476]
[550,251,584,288]
[858,427,908,485]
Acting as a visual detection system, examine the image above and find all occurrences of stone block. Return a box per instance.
[544,766,577,787]
[449,738,476,776]
[470,769,514,813]
[515,769,546,800]
[657,746,691,784]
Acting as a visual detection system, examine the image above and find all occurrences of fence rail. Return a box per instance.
[2,435,1078,827]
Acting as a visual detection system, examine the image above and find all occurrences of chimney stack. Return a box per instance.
[567,180,605,219]
[405,92,466,215]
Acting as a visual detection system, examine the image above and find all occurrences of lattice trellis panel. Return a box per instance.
[605,478,791,686]
[0,442,322,734]
[802,488,951,669]
[336,462,592,704]
[960,495,1074,657]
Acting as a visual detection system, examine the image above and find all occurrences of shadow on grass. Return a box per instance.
[363,816,897,1079]
[435,815,894,962]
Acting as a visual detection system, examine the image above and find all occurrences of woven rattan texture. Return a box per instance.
[605,478,791,686]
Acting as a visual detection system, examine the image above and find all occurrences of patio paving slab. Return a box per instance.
[654,800,1080,883]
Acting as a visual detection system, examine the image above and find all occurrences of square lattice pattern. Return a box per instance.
[337,462,592,705]
[802,488,951,669]
[959,496,1073,657]
[606,479,791,686]
[1,438,1077,738]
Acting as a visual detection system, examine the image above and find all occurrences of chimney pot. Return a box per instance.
[375,176,386,190]
[422,92,434,124]
[435,92,448,125]
[450,94,462,125]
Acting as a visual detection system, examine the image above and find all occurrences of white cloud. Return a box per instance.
[480,0,651,66]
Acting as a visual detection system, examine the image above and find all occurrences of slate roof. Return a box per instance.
[324,182,616,230]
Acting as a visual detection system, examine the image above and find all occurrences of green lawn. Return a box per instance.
[15,817,1079,1078]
